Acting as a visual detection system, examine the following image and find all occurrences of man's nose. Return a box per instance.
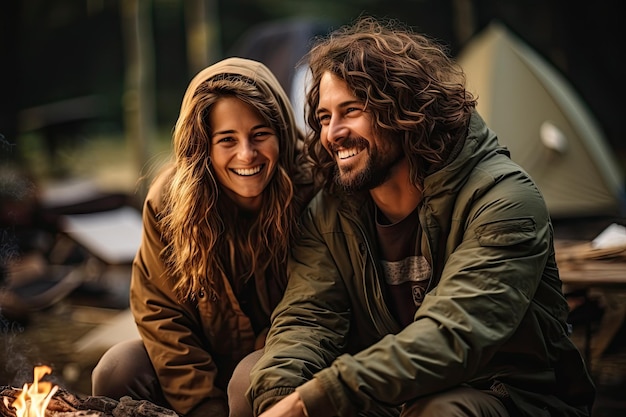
[327,117,348,144]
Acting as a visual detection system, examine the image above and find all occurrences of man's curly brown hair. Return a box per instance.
[303,16,477,192]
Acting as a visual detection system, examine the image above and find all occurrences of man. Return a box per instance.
[246,17,595,417]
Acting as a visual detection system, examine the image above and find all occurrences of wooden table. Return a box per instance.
[556,239,626,369]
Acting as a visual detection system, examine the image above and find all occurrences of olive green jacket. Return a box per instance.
[249,112,595,417]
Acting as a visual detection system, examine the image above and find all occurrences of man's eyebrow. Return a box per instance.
[316,100,363,115]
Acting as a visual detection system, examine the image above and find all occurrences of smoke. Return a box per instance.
[0,133,41,386]
[0,312,38,385]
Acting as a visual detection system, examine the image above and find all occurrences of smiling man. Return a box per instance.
[316,71,404,194]
[246,17,596,417]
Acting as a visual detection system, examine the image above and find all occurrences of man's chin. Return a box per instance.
[335,169,372,192]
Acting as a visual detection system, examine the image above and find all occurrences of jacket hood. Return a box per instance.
[423,111,511,199]
[177,57,310,183]
[336,111,509,214]
[180,57,296,127]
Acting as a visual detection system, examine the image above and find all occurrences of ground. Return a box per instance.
[2,284,626,416]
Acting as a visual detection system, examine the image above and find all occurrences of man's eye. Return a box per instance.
[318,114,330,125]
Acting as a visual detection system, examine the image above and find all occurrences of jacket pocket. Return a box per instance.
[475,218,536,247]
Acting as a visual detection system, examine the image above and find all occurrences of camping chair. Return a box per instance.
[42,180,142,309]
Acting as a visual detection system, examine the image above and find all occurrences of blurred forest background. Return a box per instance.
[1,3,626,411]
[1,0,624,203]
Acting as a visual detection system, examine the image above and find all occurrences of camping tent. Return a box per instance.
[229,18,333,132]
[457,22,625,219]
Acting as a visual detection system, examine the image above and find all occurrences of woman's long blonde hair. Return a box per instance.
[160,59,304,301]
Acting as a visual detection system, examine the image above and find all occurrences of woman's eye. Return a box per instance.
[216,136,234,144]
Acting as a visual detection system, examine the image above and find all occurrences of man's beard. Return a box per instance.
[333,136,404,192]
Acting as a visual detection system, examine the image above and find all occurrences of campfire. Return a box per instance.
[3,366,58,417]
[0,366,178,417]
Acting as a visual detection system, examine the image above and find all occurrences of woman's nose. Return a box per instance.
[238,142,257,161]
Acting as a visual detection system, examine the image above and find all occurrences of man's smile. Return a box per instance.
[337,147,364,160]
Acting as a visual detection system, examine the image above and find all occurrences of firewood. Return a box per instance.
[0,386,178,417]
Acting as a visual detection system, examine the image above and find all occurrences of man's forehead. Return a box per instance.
[317,72,360,109]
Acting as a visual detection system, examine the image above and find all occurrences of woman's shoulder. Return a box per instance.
[144,163,176,210]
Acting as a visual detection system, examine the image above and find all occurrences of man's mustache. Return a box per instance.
[327,136,368,154]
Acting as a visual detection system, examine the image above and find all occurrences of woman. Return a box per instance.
[91,57,315,417]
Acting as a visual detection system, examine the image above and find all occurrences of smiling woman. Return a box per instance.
[88,57,317,417]
[209,96,280,211]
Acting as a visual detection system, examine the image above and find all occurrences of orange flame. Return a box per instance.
[3,365,59,417]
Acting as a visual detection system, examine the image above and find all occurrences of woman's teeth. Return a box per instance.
[232,165,263,176]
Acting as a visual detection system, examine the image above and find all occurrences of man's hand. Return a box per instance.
[258,391,308,417]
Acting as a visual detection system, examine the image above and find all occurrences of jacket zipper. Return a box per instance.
[347,209,399,334]
[418,203,437,293]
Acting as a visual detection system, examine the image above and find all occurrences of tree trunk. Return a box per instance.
[120,0,157,204]
[184,0,222,75]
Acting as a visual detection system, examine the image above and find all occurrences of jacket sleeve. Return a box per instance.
[247,198,353,416]
[131,181,227,417]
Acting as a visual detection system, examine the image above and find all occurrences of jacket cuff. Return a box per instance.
[253,387,295,416]
[296,378,335,417]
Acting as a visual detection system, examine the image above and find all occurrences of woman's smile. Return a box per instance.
[209,96,280,210]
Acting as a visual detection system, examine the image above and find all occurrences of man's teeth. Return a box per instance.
[337,148,360,159]
[232,165,262,176]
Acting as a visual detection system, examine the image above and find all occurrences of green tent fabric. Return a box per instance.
[457,22,625,219]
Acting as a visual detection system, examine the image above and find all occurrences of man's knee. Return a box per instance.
[401,387,509,417]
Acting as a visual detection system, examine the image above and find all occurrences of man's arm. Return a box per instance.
[248,201,352,415]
